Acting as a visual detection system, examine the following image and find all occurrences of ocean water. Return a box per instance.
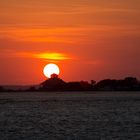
[0,92,140,140]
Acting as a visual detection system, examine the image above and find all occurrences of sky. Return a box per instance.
[0,0,140,85]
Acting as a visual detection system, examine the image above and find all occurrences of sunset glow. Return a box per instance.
[0,0,140,85]
[37,53,70,61]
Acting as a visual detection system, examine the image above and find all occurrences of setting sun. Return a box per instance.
[43,63,60,78]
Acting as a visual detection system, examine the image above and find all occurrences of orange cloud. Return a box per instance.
[17,52,71,61]
[0,27,87,43]
[36,53,70,60]
[0,49,71,61]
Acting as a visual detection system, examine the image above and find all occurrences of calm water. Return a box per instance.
[0,92,140,140]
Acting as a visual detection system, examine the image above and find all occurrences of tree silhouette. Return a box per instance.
[0,86,4,92]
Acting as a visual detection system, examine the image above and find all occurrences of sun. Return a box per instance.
[43,63,60,78]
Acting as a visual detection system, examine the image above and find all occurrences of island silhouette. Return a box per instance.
[1,74,140,92]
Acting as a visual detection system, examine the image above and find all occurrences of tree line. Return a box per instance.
[1,76,140,92]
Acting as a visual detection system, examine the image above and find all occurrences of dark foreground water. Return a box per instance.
[0,92,140,140]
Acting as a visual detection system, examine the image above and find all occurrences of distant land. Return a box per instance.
[0,75,140,92]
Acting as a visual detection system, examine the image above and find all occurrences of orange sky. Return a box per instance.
[0,0,140,85]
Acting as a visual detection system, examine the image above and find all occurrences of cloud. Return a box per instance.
[36,53,71,61]
[0,27,88,43]
[0,50,72,61]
